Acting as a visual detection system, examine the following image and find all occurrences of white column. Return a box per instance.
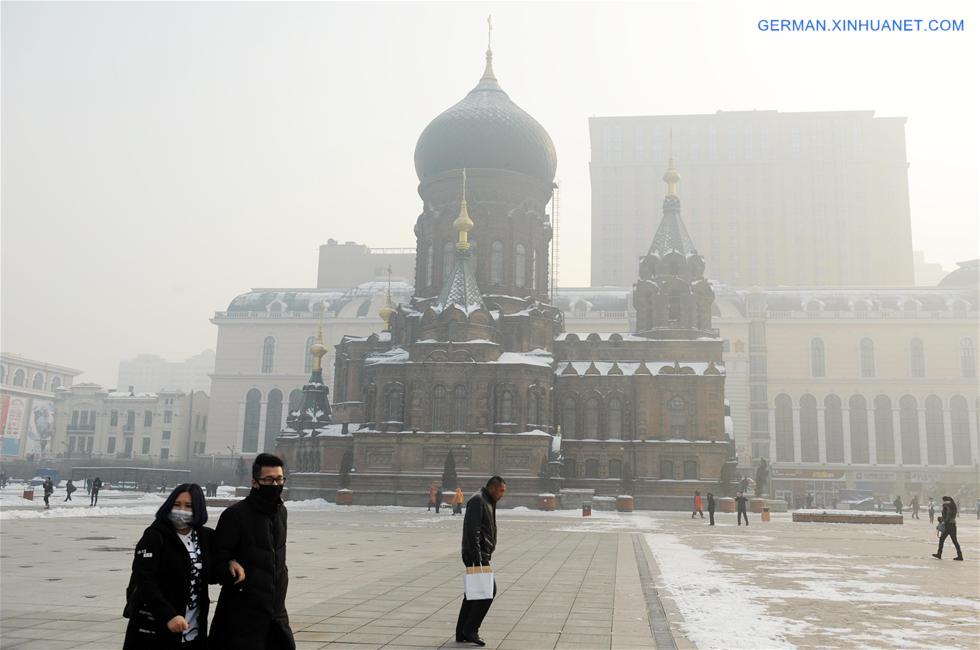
[867,406,877,465]
[236,399,246,454]
[968,402,980,467]
[918,407,929,465]
[258,400,268,452]
[943,407,954,467]
[892,408,903,466]
[792,405,802,463]
[842,407,853,465]
[768,409,777,461]
[817,406,827,463]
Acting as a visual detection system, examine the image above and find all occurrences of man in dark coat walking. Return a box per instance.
[706,492,716,526]
[90,476,102,506]
[456,476,507,647]
[210,453,296,650]
[42,477,54,509]
[932,496,964,560]
[735,491,749,526]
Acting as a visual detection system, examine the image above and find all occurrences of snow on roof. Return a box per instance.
[494,350,554,367]
[555,361,724,376]
[364,347,410,365]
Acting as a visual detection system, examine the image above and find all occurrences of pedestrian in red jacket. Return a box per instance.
[692,491,704,519]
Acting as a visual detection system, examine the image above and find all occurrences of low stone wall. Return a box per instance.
[792,509,904,524]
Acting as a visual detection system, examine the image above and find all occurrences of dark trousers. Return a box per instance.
[737,508,749,525]
[43,494,50,508]
[456,579,496,638]
[264,620,297,650]
[692,508,703,519]
[937,525,963,558]
[65,493,72,501]
[708,510,715,525]
[90,491,99,506]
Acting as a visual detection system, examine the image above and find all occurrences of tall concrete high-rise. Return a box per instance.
[590,111,914,287]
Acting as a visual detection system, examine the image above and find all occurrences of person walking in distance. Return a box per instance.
[428,482,441,513]
[456,476,507,647]
[42,476,54,509]
[910,495,920,519]
[64,479,77,502]
[706,492,716,526]
[928,497,936,523]
[691,491,704,519]
[735,491,749,526]
[453,486,465,515]
[90,476,103,507]
[894,495,903,515]
[932,496,964,561]
[210,453,296,649]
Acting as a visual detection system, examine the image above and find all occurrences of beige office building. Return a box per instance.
[590,111,914,287]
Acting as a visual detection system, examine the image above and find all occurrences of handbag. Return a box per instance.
[464,562,494,600]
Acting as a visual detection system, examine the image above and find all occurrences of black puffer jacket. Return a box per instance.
[209,491,294,650]
[942,499,958,526]
[123,520,216,649]
[461,487,498,566]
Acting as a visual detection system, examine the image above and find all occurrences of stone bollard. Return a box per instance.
[616,495,634,512]
[749,498,767,513]
[22,489,34,501]
[336,489,353,506]
[717,497,736,513]
[538,493,556,511]
[582,502,592,517]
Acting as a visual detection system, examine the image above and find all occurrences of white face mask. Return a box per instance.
[168,509,194,528]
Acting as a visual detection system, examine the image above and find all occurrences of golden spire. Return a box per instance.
[378,264,395,331]
[663,128,680,197]
[310,302,328,372]
[480,14,497,84]
[452,168,474,251]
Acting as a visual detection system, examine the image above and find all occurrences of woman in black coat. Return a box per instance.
[123,483,226,649]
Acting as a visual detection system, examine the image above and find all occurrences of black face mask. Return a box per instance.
[253,484,283,503]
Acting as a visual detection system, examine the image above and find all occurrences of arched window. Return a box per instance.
[261,336,275,373]
[564,458,577,479]
[849,395,869,464]
[810,338,826,377]
[264,389,283,451]
[683,460,698,480]
[607,397,623,438]
[32,373,45,390]
[562,397,577,437]
[910,338,926,378]
[288,389,303,416]
[453,385,467,431]
[0,365,5,383]
[13,369,25,386]
[608,458,623,479]
[925,395,945,465]
[961,338,976,378]
[584,397,600,437]
[304,336,316,374]
[364,383,377,423]
[899,395,921,464]
[515,244,527,288]
[949,395,971,466]
[425,244,434,288]
[497,388,514,424]
[668,396,687,435]
[243,389,262,453]
[800,394,819,462]
[824,395,844,463]
[50,376,62,391]
[527,389,542,428]
[384,384,404,423]
[432,385,449,431]
[774,394,794,462]
[873,395,894,464]
[859,338,875,378]
[443,241,454,282]
[584,459,600,479]
[659,459,674,480]
[490,241,504,285]
[531,249,538,290]
[668,288,682,322]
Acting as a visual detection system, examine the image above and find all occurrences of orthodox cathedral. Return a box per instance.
[276,43,733,508]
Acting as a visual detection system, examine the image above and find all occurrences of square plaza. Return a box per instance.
[1,495,978,649]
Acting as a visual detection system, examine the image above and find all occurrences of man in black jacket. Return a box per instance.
[210,453,296,650]
[455,476,507,647]
[706,492,716,526]
[932,495,964,561]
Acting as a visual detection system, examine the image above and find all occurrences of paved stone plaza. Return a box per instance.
[1,500,978,649]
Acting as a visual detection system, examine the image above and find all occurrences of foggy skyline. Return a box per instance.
[3,1,978,387]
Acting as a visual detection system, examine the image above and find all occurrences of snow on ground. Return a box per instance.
[0,483,236,520]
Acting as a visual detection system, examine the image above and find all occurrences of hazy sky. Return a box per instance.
[3,0,978,386]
